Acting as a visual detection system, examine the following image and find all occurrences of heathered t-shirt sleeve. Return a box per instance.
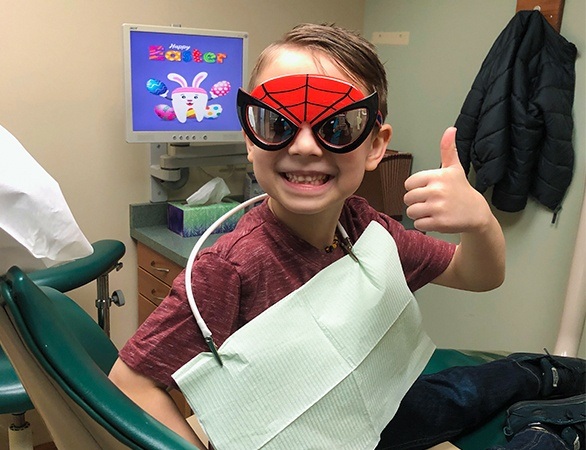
[118,253,242,388]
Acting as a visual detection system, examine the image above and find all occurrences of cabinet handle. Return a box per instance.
[150,289,166,301]
[150,261,170,273]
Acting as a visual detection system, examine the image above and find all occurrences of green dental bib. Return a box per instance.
[173,221,435,449]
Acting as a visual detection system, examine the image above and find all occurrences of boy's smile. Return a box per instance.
[282,172,331,186]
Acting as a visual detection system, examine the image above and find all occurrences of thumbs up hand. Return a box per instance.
[404,127,492,234]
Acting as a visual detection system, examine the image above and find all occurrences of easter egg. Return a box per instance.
[204,104,222,119]
[146,78,168,96]
[154,104,176,121]
[210,80,230,98]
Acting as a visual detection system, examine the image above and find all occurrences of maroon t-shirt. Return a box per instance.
[120,196,455,387]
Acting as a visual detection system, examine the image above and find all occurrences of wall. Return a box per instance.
[364,0,586,357]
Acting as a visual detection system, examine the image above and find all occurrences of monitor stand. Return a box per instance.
[149,143,248,202]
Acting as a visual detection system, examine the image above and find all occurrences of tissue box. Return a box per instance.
[167,200,244,238]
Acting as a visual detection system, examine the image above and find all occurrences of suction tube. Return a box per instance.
[184,193,269,365]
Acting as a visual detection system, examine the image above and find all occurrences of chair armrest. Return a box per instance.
[28,240,125,293]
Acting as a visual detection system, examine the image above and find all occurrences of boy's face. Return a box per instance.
[245,48,392,221]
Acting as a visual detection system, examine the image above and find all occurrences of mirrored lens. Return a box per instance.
[246,105,295,145]
[317,108,369,147]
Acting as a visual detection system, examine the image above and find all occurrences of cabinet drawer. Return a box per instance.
[138,294,157,324]
[137,241,183,284]
[138,267,171,307]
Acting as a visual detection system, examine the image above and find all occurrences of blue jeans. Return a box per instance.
[375,357,569,450]
[489,429,569,450]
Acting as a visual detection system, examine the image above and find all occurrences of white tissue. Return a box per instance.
[186,177,231,206]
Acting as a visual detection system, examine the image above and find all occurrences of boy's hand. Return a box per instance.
[404,127,492,234]
[404,127,505,291]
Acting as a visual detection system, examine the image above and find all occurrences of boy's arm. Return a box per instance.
[404,127,505,292]
[108,358,207,449]
[432,209,505,291]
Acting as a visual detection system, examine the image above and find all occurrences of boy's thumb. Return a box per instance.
[440,127,460,168]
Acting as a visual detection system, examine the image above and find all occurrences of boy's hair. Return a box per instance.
[248,23,389,120]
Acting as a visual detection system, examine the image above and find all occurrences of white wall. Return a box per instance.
[364,0,586,357]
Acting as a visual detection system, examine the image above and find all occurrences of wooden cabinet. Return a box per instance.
[137,241,182,323]
[136,241,192,417]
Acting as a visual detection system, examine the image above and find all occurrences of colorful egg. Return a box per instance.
[146,78,168,96]
[154,104,176,121]
[205,104,222,119]
[210,80,230,98]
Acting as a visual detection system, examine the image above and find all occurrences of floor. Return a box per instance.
[35,443,57,450]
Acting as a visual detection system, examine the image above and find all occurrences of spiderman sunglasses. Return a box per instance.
[237,74,383,154]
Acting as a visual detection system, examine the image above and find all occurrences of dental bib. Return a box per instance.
[173,221,435,450]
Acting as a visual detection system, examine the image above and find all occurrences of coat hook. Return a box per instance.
[516,0,565,33]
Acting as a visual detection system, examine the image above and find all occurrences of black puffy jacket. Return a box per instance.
[455,10,577,213]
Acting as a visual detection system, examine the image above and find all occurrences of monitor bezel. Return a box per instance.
[122,23,249,145]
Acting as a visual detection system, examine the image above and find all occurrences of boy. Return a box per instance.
[110,24,584,449]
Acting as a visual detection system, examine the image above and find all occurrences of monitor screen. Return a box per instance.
[123,24,248,145]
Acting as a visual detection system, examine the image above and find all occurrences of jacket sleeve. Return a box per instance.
[454,13,525,194]
[530,20,577,211]
[490,12,547,211]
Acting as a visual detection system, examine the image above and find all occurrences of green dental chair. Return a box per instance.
[0,239,125,448]
[0,263,512,450]
[0,266,196,449]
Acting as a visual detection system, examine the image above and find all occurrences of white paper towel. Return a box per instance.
[0,124,92,273]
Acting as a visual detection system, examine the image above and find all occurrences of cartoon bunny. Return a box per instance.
[167,72,209,123]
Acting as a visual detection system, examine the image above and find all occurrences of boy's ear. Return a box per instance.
[244,132,255,163]
[365,123,392,172]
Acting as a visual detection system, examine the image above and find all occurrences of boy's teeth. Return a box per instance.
[286,173,327,185]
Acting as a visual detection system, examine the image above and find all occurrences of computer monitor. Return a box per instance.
[123,23,248,146]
